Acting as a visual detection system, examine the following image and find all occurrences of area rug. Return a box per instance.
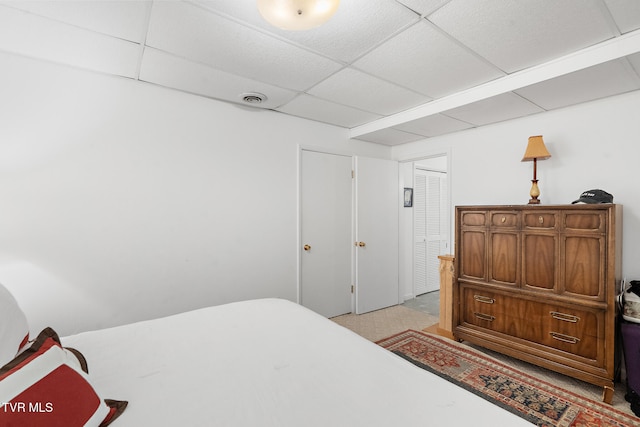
[377,329,640,427]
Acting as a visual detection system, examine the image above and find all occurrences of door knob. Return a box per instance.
[358,242,366,247]
[303,244,311,251]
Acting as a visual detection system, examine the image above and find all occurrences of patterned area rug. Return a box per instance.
[377,330,640,427]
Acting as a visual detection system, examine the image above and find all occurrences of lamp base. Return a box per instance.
[528,179,541,205]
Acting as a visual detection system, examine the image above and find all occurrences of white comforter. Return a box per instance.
[62,298,530,426]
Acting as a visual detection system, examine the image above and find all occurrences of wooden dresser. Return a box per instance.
[453,204,622,403]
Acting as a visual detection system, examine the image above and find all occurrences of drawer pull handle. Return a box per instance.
[501,216,506,223]
[474,295,495,304]
[550,332,580,344]
[539,216,544,224]
[550,311,580,323]
[474,312,495,322]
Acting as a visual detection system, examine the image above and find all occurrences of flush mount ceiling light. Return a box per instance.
[257,0,340,31]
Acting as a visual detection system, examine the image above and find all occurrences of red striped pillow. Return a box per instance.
[0,328,127,427]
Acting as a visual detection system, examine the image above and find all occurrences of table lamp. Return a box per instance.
[521,135,551,204]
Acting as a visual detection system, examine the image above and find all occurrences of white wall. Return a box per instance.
[394,89,640,285]
[398,162,414,301]
[416,156,447,172]
[5,51,638,336]
[0,52,390,336]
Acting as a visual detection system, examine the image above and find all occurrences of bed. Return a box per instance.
[0,283,531,426]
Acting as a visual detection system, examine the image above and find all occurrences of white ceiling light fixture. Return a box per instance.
[257,0,340,31]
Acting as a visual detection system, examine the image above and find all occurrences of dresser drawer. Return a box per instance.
[489,211,519,228]
[563,211,606,232]
[542,305,601,360]
[460,211,487,227]
[523,211,557,230]
[459,288,516,335]
[460,286,603,361]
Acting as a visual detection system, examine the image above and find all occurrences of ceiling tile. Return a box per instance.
[276,94,382,128]
[0,5,140,77]
[443,92,544,126]
[146,1,342,91]
[308,68,429,115]
[353,128,425,146]
[139,48,297,109]
[2,0,151,42]
[354,20,503,98]
[515,58,640,110]
[629,52,640,73]
[429,0,620,73]
[194,0,420,63]
[605,0,640,33]
[393,113,473,137]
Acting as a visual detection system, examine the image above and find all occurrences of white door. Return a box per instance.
[300,150,352,318]
[355,157,399,314]
[414,169,448,295]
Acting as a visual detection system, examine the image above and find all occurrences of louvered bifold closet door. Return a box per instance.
[414,169,446,295]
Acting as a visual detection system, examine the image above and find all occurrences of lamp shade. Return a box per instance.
[257,0,340,31]
[521,135,551,161]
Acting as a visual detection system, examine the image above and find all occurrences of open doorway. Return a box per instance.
[399,153,451,310]
[413,156,450,296]
[413,164,448,296]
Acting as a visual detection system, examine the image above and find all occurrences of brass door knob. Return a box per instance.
[303,244,311,251]
[358,242,366,247]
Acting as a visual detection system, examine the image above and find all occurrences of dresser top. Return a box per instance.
[456,204,620,210]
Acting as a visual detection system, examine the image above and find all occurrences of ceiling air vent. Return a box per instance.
[240,92,267,105]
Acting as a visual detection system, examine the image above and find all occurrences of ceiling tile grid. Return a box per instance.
[0,0,640,145]
[353,19,505,99]
[605,0,640,34]
[352,127,425,146]
[396,0,452,17]
[139,48,298,109]
[146,1,343,91]
[393,113,474,138]
[442,92,545,127]
[629,51,640,72]
[0,4,140,78]
[427,0,623,73]
[275,94,383,128]
[514,57,640,110]
[194,0,421,63]
[307,67,430,116]
[2,0,150,42]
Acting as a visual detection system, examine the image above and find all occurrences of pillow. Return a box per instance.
[0,327,127,427]
[0,282,29,366]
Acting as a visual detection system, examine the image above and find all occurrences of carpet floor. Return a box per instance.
[331,303,639,421]
[378,330,640,427]
[331,305,439,342]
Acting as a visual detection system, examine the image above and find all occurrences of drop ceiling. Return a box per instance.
[1,0,640,146]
